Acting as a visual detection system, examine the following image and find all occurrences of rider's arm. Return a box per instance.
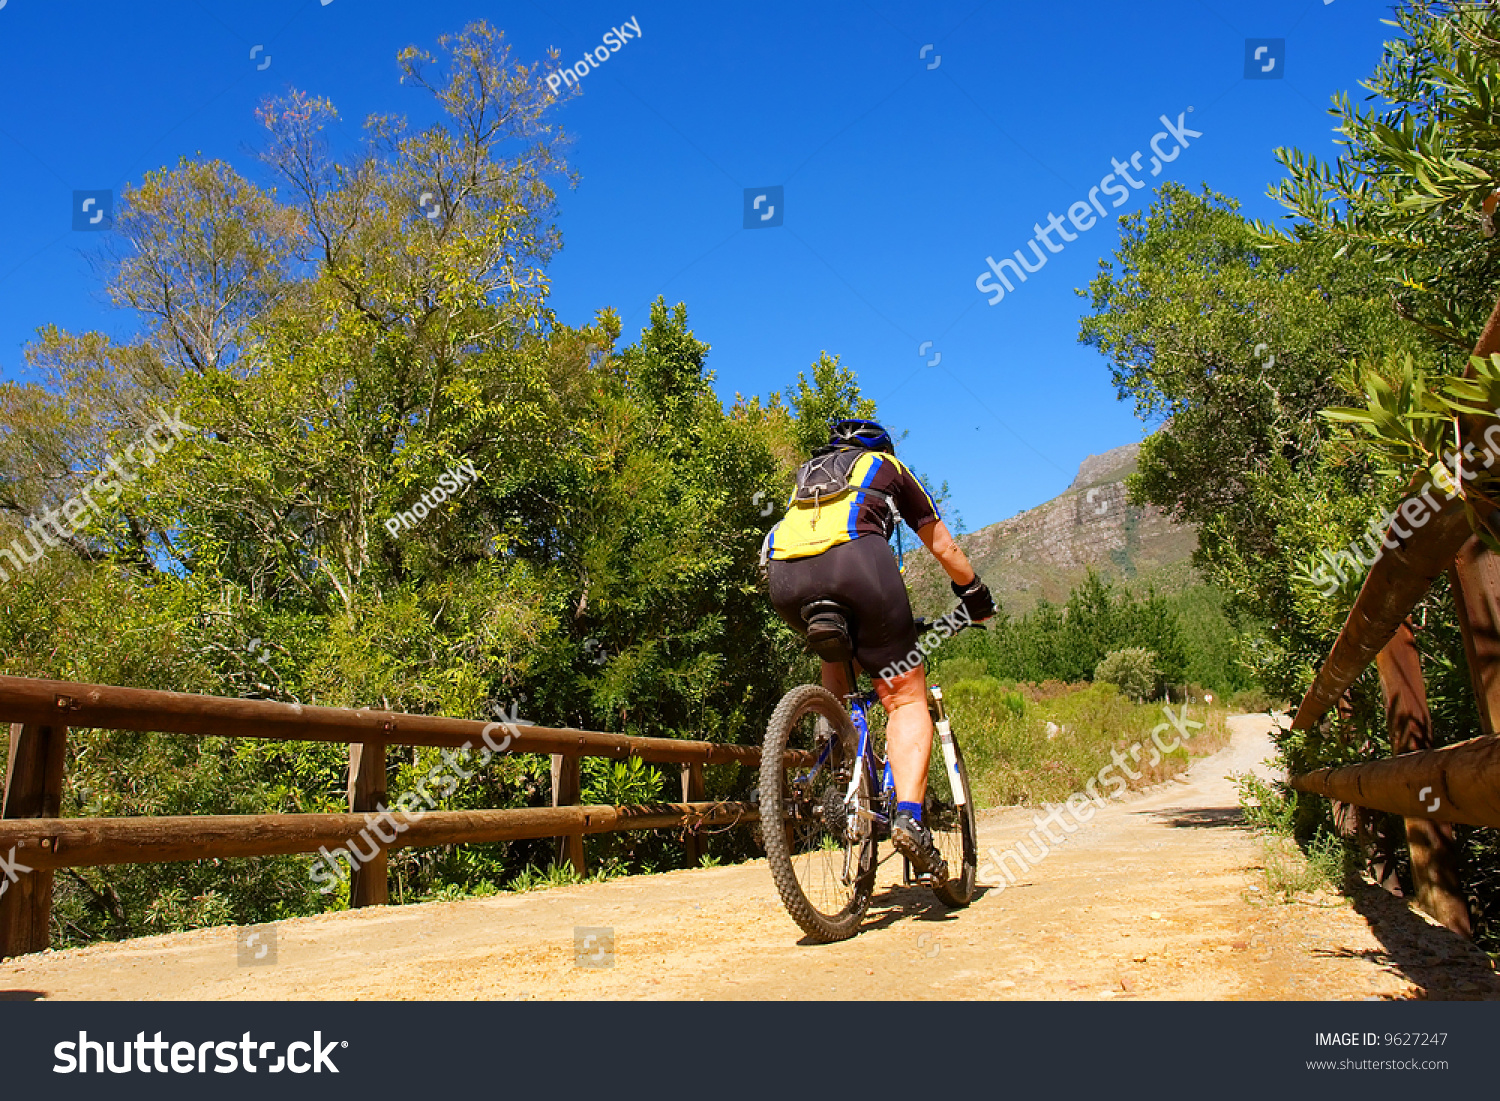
[916,520,976,586]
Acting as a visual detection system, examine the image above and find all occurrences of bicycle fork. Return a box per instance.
[930,687,966,808]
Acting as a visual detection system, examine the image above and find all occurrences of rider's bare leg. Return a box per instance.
[820,659,853,700]
[873,665,932,804]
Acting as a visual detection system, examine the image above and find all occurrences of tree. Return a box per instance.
[0,22,864,941]
[1263,2,1500,347]
[1080,183,1436,698]
[784,352,876,458]
[1095,648,1160,702]
[1081,3,1500,943]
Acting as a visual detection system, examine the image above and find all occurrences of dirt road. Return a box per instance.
[2,713,1496,1001]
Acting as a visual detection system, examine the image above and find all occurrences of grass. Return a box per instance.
[418,860,620,903]
[1235,771,1351,901]
[936,677,1233,808]
[1258,834,1346,902]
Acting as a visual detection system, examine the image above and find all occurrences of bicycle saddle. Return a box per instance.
[800,600,854,664]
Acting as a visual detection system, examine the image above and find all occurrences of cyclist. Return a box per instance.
[764,418,995,882]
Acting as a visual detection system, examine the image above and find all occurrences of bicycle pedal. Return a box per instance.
[899,851,947,889]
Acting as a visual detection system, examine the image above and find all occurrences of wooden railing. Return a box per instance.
[1291,735,1500,828]
[0,674,772,960]
[1292,294,1500,737]
[1286,295,1500,936]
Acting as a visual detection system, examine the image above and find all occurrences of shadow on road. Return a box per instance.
[1335,880,1500,1000]
[1142,796,1500,999]
[851,883,995,937]
[1152,807,1246,830]
[787,880,996,945]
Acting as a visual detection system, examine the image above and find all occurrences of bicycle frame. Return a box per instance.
[840,678,967,835]
[796,610,979,856]
[762,606,984,938]
[843,682,894,842]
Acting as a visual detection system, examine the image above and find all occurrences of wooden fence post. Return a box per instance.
[1375,621,1472,937]
[681,762,705,866]
[1333,688,1403,892]
[0,722,67,959]
[550,754,585,876]
[1449,536,1500,736]
[346,741,388,907]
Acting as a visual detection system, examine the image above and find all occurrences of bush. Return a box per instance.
[1017,679,1076,702]
[951,680,1231,808]
[935,657,989,685]
[1225,687,1281,714]
[1094,648,1159,702]
[1235,772,1297,835]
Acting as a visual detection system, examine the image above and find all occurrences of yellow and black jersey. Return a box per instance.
[765,452,941,561]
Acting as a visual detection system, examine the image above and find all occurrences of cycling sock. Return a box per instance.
[896,800,923,824]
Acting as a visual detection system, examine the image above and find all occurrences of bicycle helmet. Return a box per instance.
[829,418,894,454]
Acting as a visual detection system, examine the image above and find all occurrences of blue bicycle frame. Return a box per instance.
[794,609,978,878]
[798,684,893,852]
[850,692,896,835]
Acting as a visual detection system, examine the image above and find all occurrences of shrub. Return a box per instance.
[935,657,989,684]
[953,680,1230,808]
[1094,647,1159,702]
[1225,687,1281,714]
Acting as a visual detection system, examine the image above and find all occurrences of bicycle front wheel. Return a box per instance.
[925,694,978,907]
[760,684,875,942]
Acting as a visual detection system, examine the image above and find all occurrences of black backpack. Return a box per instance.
[790,447,896,528]
[758,448,896,576]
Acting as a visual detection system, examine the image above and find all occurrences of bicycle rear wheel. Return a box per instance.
[925,691,978,907]
[760,684,875,942]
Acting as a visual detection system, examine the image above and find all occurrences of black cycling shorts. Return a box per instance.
[767,534,920,677]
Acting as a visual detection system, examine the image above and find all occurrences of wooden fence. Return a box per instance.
[1287,295,1500,936]
[0,674,773,960]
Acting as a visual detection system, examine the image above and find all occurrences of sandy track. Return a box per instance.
[2,713,1496,1001]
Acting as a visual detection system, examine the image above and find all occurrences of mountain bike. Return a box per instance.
[758,606,980,943]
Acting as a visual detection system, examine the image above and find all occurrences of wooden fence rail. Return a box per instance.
[0,674,777,960]
[1285,293,1500,938]
[1291,734,1500,829]
[0,802,761,870]
[0,675,764,763]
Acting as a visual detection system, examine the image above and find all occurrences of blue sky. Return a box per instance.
[0,0,1395,531]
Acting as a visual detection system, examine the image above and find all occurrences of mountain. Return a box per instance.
[905,442,1199,617]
